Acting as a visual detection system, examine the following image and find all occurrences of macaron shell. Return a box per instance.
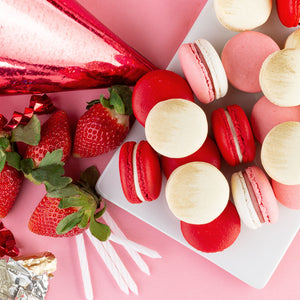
[214,0,272,31]
[211,107,240,166]
[227,104,256,164]
[178,43,215,104]
[160,136,221,179]
[119,141,142,204]
[250,96,300,144]
[221,31,279,93]
[245,166,279,224]
[285,28,300,48]
[135,140,162,201]
[165,162,229,225]
[261,121,300,185]
[259,48,300,107]
[272,179,300,209]
[276,0,300,27]
[180,201,241,253]
[132,69,194,126]
[145,99,208,158]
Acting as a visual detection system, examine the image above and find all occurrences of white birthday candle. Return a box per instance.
[109,233,161,259]
[75,234,93,300]
[103,212,151,275]
[85,231,132,295]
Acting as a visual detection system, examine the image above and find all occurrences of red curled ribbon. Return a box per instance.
[1,94,56,131]
[0,221,19,257]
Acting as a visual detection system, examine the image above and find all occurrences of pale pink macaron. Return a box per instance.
[231,166,279,229]
[178,39,228,104]
[251,96,300,143]
[221,31,279,93]
[272,180,300,210]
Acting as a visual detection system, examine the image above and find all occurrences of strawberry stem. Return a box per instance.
[86,85,133,115]
[48,166,111,241]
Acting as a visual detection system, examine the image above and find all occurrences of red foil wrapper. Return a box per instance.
[0,0,157,95]
[0,221,19,257]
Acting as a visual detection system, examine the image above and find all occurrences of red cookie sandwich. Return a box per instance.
[119,140,162,204]
[276,0,300,27]
[211,104,256,166]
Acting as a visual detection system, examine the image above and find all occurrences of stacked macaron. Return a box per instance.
[117,4,300,254]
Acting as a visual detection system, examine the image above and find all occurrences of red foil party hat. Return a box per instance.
[0,0,157,95]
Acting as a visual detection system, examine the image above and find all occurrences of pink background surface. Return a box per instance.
[2,0,300,299]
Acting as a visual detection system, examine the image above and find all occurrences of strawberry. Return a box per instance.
[28,195,85,237]
[0,164,23,218]
[18,110,72,192]
[0,116,23,218]
[73,85,132,158]
[24,110,72,167]
[28,166,111,241]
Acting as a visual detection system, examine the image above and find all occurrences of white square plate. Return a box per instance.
[96,1,300,289]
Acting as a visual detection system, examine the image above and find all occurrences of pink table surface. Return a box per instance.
[2,0,300,299]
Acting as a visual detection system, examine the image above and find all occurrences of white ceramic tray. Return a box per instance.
[96,0,300,289]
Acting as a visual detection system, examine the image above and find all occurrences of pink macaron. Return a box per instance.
[178,38,228,104]
[221,31,280,93]
[231,166,279,229]
[251,96,300,144]
[132,69,194,126]
[272,180,300,210]
[119,140,162,204]
[211,104,256,166]
[180,201,241,253]
[160,136,221,179]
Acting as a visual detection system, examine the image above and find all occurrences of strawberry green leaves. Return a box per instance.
[47,166,111,241]
[87,85,133,115]
[11,115,41,146]
[0,137,21,173]
[21,149,72,192]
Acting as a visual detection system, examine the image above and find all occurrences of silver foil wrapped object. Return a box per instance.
[0,258,49,300]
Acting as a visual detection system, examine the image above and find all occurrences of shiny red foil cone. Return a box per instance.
[0,0,157,95]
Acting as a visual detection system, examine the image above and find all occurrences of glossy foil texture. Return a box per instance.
[0,0,156,95]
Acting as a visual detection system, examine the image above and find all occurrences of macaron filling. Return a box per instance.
[242,171,265,224]
[235,171,262,229]
[224,110,243,163]
[132,143,147,202]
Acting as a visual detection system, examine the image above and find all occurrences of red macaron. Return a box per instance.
[160,136,221,179]
[211,104,256,166]
[180,201,241,253]
[276,0,300,27]
[132,69,194,126]
[119,140,162,204]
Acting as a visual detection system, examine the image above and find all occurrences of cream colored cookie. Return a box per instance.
[145,99,208,158]
[259,49,300,107]
[165,162,229,224]
[261,121,300,185]
[214,0,272,32]
[285,28,300,49]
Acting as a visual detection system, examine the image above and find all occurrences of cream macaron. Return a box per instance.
[261,121,300,185]
[165,162,229,224]
[259,48,300,107]
[285,28,300,49]
[214,0,272,32]
[145,98,208,158]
